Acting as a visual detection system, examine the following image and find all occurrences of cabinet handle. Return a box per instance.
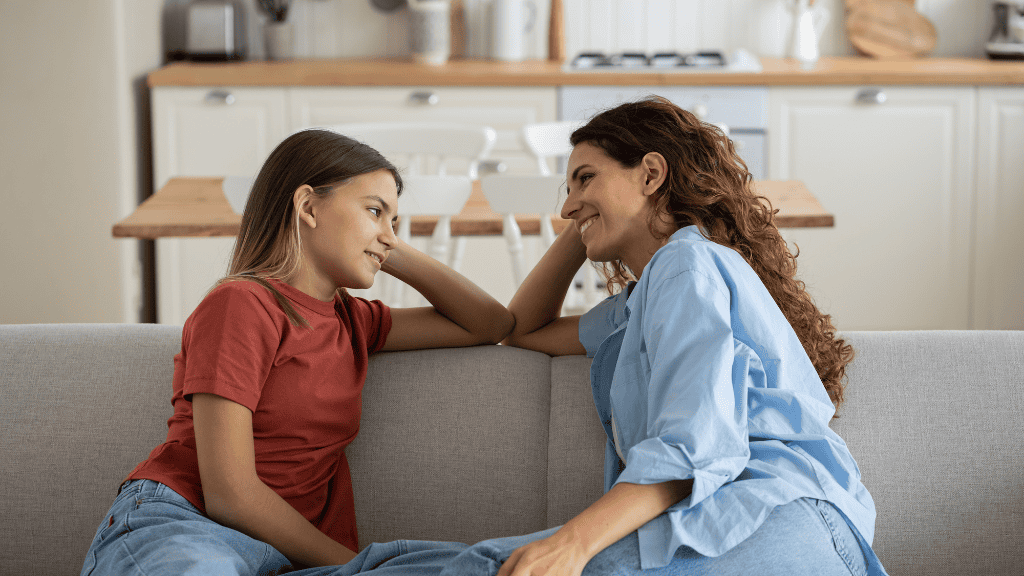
[855,89,887,105]
[409,91,440,105]
[204,90,236,105]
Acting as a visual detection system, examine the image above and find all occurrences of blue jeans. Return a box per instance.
[80,480,467,576]
[438,497,886,576]
[82,480,884,576]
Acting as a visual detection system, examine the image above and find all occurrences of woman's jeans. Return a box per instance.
[82,479,882,576]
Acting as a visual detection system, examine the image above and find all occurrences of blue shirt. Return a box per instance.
[579,226,876,569]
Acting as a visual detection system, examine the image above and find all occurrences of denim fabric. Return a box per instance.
[79,480,466,576]
[434,498,868,576]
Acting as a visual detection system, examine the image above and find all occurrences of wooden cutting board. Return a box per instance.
[847,0,937,58]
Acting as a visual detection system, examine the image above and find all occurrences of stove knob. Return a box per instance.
[690,103,709,120]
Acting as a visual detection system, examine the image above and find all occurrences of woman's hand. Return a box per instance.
[497,528,592,576]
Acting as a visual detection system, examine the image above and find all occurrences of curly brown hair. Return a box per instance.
[571,96,853,413]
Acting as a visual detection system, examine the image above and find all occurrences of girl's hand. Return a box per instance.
[497,529,592,576]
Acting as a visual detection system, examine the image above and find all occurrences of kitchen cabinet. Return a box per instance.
[152,87,289,325]
[769,86,976,330]
[151,85,557,324]
[290,87,557,175]
[972,87,1024,330]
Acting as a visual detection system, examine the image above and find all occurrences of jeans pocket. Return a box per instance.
[815,500,865,576]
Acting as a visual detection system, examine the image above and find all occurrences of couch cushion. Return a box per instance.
[547,355,605,527]
[0,323,181,576]
[833,331,1024,576]
[349,345,553,546]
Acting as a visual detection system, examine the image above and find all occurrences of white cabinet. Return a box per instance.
[151,86,557,324]
[973,88,1024,329]
[769,87,976,330]
[290,87,557,175]
[152,88,289,325]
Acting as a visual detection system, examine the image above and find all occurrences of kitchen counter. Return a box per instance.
[113,178,833,239]
[147,56,1024,87]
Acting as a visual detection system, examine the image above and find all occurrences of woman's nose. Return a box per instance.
[560,192,579,220]
[382,220,398,247]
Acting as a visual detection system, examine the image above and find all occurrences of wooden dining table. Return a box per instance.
[112,177,833,239]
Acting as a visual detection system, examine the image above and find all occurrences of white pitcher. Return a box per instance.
[790,0,829,69]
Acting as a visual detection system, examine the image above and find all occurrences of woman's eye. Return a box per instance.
[579,173,593,184]
[369,207,382,217]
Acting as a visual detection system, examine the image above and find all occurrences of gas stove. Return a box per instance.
[564,49,762,73]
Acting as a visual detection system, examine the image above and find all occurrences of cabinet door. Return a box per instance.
[973,88,1024,329]
[769,87,975,330]
[289,87,558,175]
[152,87,288,325]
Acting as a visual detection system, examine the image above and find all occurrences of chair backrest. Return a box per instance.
[479,175,565,216]
[329,122,497,178]
[520,121,583,176]
[398,175,473,217]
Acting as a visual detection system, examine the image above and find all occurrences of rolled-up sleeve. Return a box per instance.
[613,268,750,510]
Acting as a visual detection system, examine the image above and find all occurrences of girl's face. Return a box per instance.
[298,169,399,300]
[562,141,669,273]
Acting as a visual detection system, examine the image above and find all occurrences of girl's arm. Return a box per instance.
[502,223,588,356]
[498,480,692,576]
[380,238,514,350]
[193,393,357,568]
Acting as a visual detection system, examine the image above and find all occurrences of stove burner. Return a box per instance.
[570,51,727,70]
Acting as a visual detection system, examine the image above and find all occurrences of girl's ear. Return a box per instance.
[294,185,317,229]
[640,152,668,196]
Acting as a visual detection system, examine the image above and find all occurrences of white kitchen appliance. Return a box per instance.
[185,0,246,61]
[564,49,762,74]
[559,86,769,180]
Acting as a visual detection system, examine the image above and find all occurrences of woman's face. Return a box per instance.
[301,169,399,298]
[562,141,665,270]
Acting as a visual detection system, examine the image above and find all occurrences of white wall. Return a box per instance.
[0,0,162,324]
[271,0,990,60]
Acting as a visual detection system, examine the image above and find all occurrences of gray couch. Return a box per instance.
[2,324,1022,575]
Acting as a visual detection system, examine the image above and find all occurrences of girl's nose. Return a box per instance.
[382,219,398,247]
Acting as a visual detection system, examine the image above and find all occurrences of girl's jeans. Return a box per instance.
[82,479,881,576]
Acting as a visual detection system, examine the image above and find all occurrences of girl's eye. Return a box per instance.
[369,207,382,217]
[579,173,593,184]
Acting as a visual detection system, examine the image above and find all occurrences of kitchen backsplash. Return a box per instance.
[164,0,992,62]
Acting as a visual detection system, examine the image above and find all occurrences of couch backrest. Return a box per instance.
[2,324,1023,576]
[832,331,1024,576]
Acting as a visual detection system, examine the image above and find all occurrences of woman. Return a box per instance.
[477,96,888,575]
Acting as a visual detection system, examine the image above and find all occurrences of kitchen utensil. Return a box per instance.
[790,0,830,68]
[409,0,451,65]
[548,0,565,62]
[987,1,1024,60]
[846,0,937,58]
[185,0,246,61]
[491,0,537,61]
[256,0,289,22]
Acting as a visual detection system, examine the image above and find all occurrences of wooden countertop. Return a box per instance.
[112,177,833,240]
[148,56,1024,87]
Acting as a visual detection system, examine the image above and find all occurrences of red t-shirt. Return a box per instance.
[127,279,391,552]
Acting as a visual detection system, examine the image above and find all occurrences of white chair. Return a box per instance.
[479,175,564,288]
[329,122,496,307]
[512,121,605,311]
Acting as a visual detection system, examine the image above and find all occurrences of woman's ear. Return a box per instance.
[293,185,317,229]
[640,152,668,196]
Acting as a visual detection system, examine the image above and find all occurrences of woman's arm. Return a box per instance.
[498,479,693,576]
[192,393,357,568]
[502,224,589,356]
[380,238,514,350]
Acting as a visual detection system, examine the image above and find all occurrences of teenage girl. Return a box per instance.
[80,129,513,575]
[438,96,889,576]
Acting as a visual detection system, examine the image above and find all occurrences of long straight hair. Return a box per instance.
[571,96,853,413]
[218,129,402,327]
